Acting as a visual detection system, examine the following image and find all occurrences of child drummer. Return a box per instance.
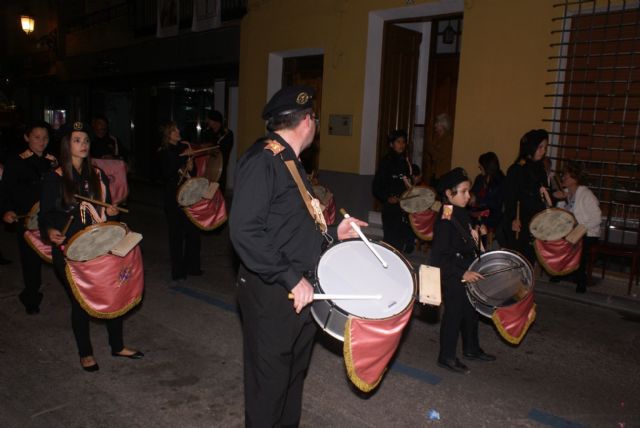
[430,167,496,374]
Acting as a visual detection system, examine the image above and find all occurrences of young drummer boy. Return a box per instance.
[430,167,496,374]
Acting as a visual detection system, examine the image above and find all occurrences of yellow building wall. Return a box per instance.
[239,0,561,176]
[453,0,557,174]
[238,0,439,174]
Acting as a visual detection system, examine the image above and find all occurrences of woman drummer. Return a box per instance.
[430,167,496,375]
[157,121,201,281]
[372,129,416,253]
[39,122,143,372]
[500,129,551,264]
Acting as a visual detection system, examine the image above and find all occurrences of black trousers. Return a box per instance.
[439,280,480,361]
[381,202,413,251]
[16,225,44,309]
[237,266,316,428]
[165,206,201,279]
[53,249,124,358]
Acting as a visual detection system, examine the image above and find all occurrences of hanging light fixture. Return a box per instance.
[20,15,35,35]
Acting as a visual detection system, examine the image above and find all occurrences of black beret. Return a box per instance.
[262,86,315,120]
[437,167,469,194]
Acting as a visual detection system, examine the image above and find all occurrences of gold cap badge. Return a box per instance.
[296,92,310,105]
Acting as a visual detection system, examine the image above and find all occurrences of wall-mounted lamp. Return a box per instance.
[442,21,455,45]
[20,15,35,35]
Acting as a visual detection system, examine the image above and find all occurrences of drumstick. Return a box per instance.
[340,208,388,269]
[288,293,382,300]
[178,145,219,156]
[73,194,130,213]
[399,194,421,201]
[61,215,74,236]
[515,201,521,240]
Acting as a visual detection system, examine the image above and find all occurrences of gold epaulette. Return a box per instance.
[518,159,526,166]
[54,167,63,177]
[442,204,453,220]
[19,149,33,160]
[264,140,285,156]
[45,153,57,162]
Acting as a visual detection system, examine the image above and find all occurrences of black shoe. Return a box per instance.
[0,256,11,265]
[112,350,145,359]
[576,284,586,293]
[463,349,496,362]
[171,275,187,281]
[25,306,40,315]
[549,276,561,283]
[81,357,99,372]
[437,358,470,374]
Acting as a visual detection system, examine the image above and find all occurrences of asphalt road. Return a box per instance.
[1,200,639,427]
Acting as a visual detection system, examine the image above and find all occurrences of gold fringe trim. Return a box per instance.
[491,303,537,345]
[23,232,52,264]
[343,317,385,393]
[183,207,228,231]
[65,263,142,319]
[534,242,580,276]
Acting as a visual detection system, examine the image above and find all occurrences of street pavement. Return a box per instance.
[1,195,639,427]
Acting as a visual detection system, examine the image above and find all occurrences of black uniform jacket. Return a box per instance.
[372,151,411,203]
[157,143,189,210]
[229,135,324,291]
[503,159,548,227]
[39,167,115,242]
[430,205,480,286]
[0,150,57,216]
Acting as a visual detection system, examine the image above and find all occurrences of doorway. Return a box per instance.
[282,54,324,174]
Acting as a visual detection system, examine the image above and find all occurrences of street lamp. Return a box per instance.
[20,15,35,35]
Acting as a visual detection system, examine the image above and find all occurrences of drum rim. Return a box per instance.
[400,186,436,213]
[529,207,577,241]
[64,221,127,260]
[466,249,534,315]
[313,238,417,322]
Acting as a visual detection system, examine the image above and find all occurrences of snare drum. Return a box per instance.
[529,208,576,241]
[177,177,210,207]
[400,186,436,213]
[466,250,534,318]
[64,222,141,262]
[311,240,416,341]
[24,202,40,231]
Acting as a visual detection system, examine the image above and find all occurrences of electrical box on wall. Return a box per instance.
[328,114,353,136]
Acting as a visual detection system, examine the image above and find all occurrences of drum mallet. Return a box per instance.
[340,208,388,269]
[61,215,74,236]
[74,194,130,214]
[288,293,382,300]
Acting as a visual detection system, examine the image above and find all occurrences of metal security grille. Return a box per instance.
[546,1,640,208]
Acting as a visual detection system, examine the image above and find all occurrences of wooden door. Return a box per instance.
[377,24,422,165]
[283,55,323,173]
[423,55,459,182]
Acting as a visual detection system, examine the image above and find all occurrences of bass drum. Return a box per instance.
[466,250,534,318]
[311,239,416,341]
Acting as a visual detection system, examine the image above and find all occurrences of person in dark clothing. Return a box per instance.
[471,151,505,247]
[39,121,143,372]
[1,122,57,314]
[430,167,496,375]
[157,121,201,281]
[90,116,126,159]
[372,129,415,253]
[202,110,234,193]
[500,129,551,264]
[229,86,365,427]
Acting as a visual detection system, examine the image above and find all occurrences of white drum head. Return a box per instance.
[400,187,436,213]
[316,240,415,319]
[529,208,576,241]
[177,177,209,207]
[65,222,127,262]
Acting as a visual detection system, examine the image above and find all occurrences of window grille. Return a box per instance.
[546,1,640,208]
